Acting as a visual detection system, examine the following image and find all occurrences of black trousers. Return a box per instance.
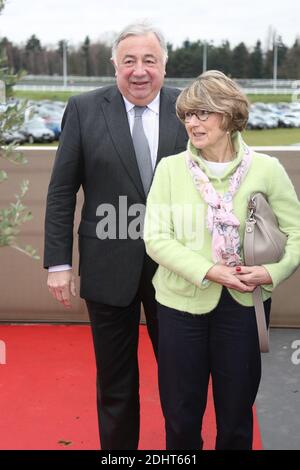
[85,255,158,450]
[157,288,271,450]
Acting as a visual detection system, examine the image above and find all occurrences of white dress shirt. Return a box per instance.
[49,92,161,273]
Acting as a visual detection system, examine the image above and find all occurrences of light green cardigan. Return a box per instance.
[144,132,300,314]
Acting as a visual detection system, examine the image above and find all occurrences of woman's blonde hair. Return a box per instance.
[176,70,249,133]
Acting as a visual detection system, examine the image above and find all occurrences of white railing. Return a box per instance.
[13,84,298,95]
[14,84,97,92]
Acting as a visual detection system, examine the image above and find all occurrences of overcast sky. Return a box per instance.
[1,0,299,50]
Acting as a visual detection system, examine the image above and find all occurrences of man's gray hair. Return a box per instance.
[111,20,168,64]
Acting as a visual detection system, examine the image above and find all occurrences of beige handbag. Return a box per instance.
[244,193,287,353]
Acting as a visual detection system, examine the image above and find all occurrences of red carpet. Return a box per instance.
[0,325,262,450]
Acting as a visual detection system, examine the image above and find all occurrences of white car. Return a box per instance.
[22,117,55,143]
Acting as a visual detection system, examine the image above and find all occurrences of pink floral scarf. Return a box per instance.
[186,143,252,266]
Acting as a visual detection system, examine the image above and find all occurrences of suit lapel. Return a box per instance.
[156,87,180,168]
[101,87,145,199]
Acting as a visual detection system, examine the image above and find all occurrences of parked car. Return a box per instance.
[247,111,267,129]
[278,113,300,128]
[248,102,300,130]
[2,128,27,145]
[44,119,61,139]
[21,117,55,143]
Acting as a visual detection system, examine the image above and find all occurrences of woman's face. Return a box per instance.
[185,111,228,151]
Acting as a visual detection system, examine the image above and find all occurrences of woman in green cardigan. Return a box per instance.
[144,70,300,450]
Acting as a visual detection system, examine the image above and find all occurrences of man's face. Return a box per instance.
[112,33,166,106]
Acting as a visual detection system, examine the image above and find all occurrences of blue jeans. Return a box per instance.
[157,288,271,450]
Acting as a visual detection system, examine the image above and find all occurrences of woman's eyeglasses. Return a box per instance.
[184,110,212,122]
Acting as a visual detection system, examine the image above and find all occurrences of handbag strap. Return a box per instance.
[245,218,270,353]
[252,287,270,353]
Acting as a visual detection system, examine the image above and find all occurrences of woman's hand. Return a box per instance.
[234,265,273,286]
[205,264,256,293]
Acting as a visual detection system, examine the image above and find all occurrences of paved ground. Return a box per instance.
[256,328,300,450]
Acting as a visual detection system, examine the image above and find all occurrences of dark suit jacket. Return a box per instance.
[44,85,188,305]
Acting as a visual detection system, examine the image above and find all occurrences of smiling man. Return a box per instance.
[112,31,167,106]
[44,21,188,450]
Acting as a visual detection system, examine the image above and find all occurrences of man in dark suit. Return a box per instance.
[44,21,188,450]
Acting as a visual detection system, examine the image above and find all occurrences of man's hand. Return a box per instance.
[205,264,256,293]
[47,270,76,309]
